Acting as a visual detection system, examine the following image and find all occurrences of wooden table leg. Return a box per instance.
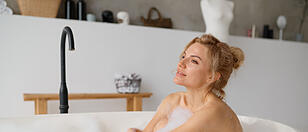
[133,96,142,111]
[126,97,133,111]
[34,99,47,115]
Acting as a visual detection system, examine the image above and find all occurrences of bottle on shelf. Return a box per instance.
[65,0,75,19]
[247,25,256,38]
[77,0,86,20]
[251,24,256,38]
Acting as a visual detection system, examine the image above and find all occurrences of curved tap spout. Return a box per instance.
[59,26,75,114]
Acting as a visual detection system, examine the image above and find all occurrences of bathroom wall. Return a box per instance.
[6,0,308,42]
[0,15,308,131]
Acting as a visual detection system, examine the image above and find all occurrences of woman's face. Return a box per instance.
[173,43,213,89]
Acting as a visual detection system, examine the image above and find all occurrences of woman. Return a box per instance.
[128,34,244,132]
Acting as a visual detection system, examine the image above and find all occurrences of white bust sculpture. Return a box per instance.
[0,0,13,15]
[200,0,234,43]
[117,11,130,25]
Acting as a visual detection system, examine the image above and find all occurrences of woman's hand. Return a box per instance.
[127,128,142,132]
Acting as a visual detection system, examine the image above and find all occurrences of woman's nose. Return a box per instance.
[178,59,186,68]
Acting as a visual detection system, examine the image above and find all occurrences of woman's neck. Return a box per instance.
[184,87,214,111]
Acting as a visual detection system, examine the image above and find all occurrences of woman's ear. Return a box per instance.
[214,72,221,82]
[208,72,221,84]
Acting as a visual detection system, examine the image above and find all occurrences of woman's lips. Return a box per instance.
[176,71,187,76]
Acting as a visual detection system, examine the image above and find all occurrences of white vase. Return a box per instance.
[117,11,130,25]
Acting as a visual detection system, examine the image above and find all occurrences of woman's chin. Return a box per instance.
[173,77,185,86]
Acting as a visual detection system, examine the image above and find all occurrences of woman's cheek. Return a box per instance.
[195,69,207,80]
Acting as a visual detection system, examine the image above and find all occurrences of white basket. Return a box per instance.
[114,79,141,94]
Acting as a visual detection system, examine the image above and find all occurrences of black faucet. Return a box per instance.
[59,26,75,114]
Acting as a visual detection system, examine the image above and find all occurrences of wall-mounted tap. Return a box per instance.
[59,26,75,114]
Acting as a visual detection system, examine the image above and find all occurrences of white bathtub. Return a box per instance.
[0,112,298,132]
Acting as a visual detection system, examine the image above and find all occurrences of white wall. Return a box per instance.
[0,15,307,131]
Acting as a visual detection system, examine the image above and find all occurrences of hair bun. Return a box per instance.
[230,46,244,70]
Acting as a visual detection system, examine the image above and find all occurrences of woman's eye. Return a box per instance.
[181,56,185,59]
[192,60,198,64]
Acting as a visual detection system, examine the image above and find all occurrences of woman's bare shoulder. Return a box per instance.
[198,100,227,121]
[197,99,242,132]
